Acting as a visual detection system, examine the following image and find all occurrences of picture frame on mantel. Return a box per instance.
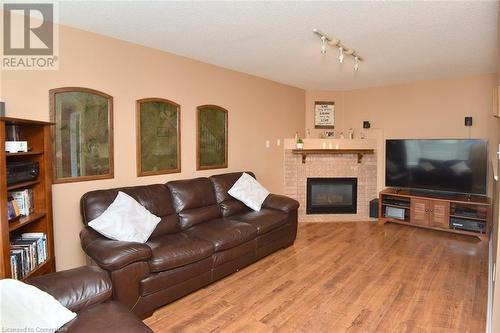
[314,101,335,129]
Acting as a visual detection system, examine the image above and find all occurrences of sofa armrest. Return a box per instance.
[80,227,152,271]
[27,265,112,313]
[262,194,299,213]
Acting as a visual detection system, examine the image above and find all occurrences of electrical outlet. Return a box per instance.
[265,140,270,148]
[277,139,281,146]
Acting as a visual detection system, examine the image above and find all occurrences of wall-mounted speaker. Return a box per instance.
[464,116,472,126]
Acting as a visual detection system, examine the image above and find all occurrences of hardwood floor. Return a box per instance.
[144,222,488,332]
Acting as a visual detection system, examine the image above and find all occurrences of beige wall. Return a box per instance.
[306,74,497,191]
[1,26,305,270]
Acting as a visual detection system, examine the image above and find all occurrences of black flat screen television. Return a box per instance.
[385,139,487,195]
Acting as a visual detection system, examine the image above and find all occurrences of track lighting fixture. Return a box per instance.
[312,28,364,71]
[328,38,340,47]
[320,36,327,54]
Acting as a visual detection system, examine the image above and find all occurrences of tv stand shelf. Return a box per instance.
[378,188,491,241]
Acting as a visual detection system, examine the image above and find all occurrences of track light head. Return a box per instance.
[328,38,340,47]
[320,36,327,54]
[345,48,355,55]
[312,28,364,68]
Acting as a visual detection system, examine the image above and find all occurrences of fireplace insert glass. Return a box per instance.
[306,178,357,214]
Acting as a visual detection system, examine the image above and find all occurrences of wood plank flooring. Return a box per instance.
[144,222,488,333]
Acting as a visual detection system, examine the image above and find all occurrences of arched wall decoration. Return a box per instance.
[136,98,181,176]
[196,105,228,170]
[49,87,113,184]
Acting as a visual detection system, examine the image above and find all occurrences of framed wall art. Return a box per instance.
[314,101,335,129]
[197,105,228,170]
[50,87,113,183]
[136,98,181,176]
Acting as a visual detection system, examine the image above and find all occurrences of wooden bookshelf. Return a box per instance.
[7,179,41,191]
[0,117,55,279]
[9,212,46,232]
[6,151,44,157]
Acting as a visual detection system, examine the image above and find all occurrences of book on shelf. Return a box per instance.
[9,233,47,280]
[9,189,34,216]
[7,196,21,221]
[21,232,47,265]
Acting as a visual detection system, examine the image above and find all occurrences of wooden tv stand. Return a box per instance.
[378,188,491,240]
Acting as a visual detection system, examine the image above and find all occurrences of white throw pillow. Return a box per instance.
[0,279,76,331]
[88,191,161,243]
[228,173,270,211]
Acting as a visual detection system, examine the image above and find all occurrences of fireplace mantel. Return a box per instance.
[292,149,374,164]
[284,141,377,222]
[284,138,376,150]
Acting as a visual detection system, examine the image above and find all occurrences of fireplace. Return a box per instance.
[306,178,358,214]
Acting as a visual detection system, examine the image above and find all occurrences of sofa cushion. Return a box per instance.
[177,205,222,230]
[61,301,152,333]
[167,178,221,229]
[219,200,250,218]
[80,184,178,238]
[146,233,214,272]
[228,172,270,211]
[212,240,256,267]
[231,209,288,235]
[167,177,217,212]
[209,172,255,217]
[209,172,256,203]
[88,192,161,243]
[184,219,257,252]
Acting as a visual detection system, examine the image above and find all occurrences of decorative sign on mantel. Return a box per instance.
[314,101,335,129]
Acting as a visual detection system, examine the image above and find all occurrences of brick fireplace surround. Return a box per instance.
[283,140,377,222]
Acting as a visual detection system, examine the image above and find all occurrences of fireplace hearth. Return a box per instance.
[306,178,358,214]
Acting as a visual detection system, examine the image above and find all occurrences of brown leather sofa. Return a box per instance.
[79,172,299,317]
[27,265,152,332]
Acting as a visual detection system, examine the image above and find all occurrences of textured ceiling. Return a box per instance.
[58,1,498,90]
